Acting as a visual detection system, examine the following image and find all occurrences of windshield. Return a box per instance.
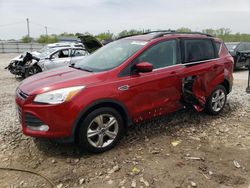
[39,48,57,59]
[225,43,239,51]
[39,46,50,53]
[74,40,147,72]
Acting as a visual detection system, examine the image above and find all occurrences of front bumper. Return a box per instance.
[16,90,79,139]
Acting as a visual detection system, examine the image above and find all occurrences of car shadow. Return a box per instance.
[15,76,24,81]
[32,100,240,158]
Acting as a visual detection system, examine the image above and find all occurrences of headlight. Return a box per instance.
[34,86,85,104]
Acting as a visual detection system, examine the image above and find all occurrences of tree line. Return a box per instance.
[21,28,250,43]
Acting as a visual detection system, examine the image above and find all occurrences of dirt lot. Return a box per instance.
[0,53,250,188]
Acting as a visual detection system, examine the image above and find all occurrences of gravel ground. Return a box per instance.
[0,53,250,188]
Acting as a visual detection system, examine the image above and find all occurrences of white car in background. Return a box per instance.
[37,47,89,71]
[36,35,103,71]
[32,42,84,57]
[6,35,103,77]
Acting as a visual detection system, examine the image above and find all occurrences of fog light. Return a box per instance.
[27,125,49,132]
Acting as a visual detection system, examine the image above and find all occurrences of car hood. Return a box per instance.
[19,66,107,95]
[11,51,41,62]
[31,51,41,57]
[77,35,103,53]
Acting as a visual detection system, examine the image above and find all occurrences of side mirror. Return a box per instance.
[135,62,153,73]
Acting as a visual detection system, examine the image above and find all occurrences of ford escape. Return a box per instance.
[16,31,234,153]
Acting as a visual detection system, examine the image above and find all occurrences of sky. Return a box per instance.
[0,0,250,40]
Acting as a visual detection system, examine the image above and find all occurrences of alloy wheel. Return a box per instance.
[86,114,119,148]
[211,89,226,112]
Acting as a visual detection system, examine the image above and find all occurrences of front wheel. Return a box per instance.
[205,85,227,115]
[24,65,42,78]
[77,107,124,153]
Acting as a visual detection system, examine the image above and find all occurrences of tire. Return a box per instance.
[205,85,227,115]
[24,65,42,78]
[77,107,124,153]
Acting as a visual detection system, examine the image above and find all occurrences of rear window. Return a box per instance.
[183,39,216,63]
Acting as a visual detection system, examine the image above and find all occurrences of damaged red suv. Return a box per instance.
[16,31,233,153]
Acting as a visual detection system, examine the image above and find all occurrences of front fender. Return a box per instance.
[29,59,39,67]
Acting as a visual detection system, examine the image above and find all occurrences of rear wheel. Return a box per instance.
[77,107,124,153]
[205,85,227,115]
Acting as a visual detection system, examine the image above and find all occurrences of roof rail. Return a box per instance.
[116,30,213,40]
[117,34,141,40]
[151,31,213,39]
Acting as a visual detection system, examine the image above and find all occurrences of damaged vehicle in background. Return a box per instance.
[37,47,89,71]
[5,46,88,78]
[32,42,84,58]
[16,31,233,153]
[5,35,103,78]
[225,42,250,69]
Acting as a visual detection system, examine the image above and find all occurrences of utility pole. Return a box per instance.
[45,26,48,36]
[26,18,30,38]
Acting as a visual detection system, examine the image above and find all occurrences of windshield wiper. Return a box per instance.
[69,64,93,72]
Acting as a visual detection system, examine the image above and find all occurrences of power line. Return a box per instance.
[0,21,24,27]
[30,21,65,33]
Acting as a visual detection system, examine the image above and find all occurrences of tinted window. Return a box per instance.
[136,40,178,69]
[183,39,215,63]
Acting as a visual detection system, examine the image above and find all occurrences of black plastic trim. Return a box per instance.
[25,113,44,127]
[71,99,132,140]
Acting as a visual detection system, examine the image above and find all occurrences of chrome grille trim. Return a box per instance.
[16,88,28,100]
[17,105,22,123]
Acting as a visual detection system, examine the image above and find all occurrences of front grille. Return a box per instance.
[16,88,28,100]
[25,113,44,127]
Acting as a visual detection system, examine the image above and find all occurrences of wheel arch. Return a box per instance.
[33,62,42,70]
[220,79,230,94]
[72,99,132,142]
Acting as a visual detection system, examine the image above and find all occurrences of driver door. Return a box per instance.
[47,49,70,70]
[118,40,183,122]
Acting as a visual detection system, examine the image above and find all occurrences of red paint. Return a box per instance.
[16,34,233,139]
[135,62,153,73]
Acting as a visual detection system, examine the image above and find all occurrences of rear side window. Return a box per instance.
[183,39,216,63]
[71,49,88,57]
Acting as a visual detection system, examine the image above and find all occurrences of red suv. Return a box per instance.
[16,31,233,153]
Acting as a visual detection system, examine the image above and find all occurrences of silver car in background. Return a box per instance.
[37,47,89,71]
[6,35,103,78]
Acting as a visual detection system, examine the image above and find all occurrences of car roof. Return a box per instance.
[47,42,83,48]
[121,31,215,42]
[53,46,85,51]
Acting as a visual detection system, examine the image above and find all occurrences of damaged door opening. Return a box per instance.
[182,76,206,112]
